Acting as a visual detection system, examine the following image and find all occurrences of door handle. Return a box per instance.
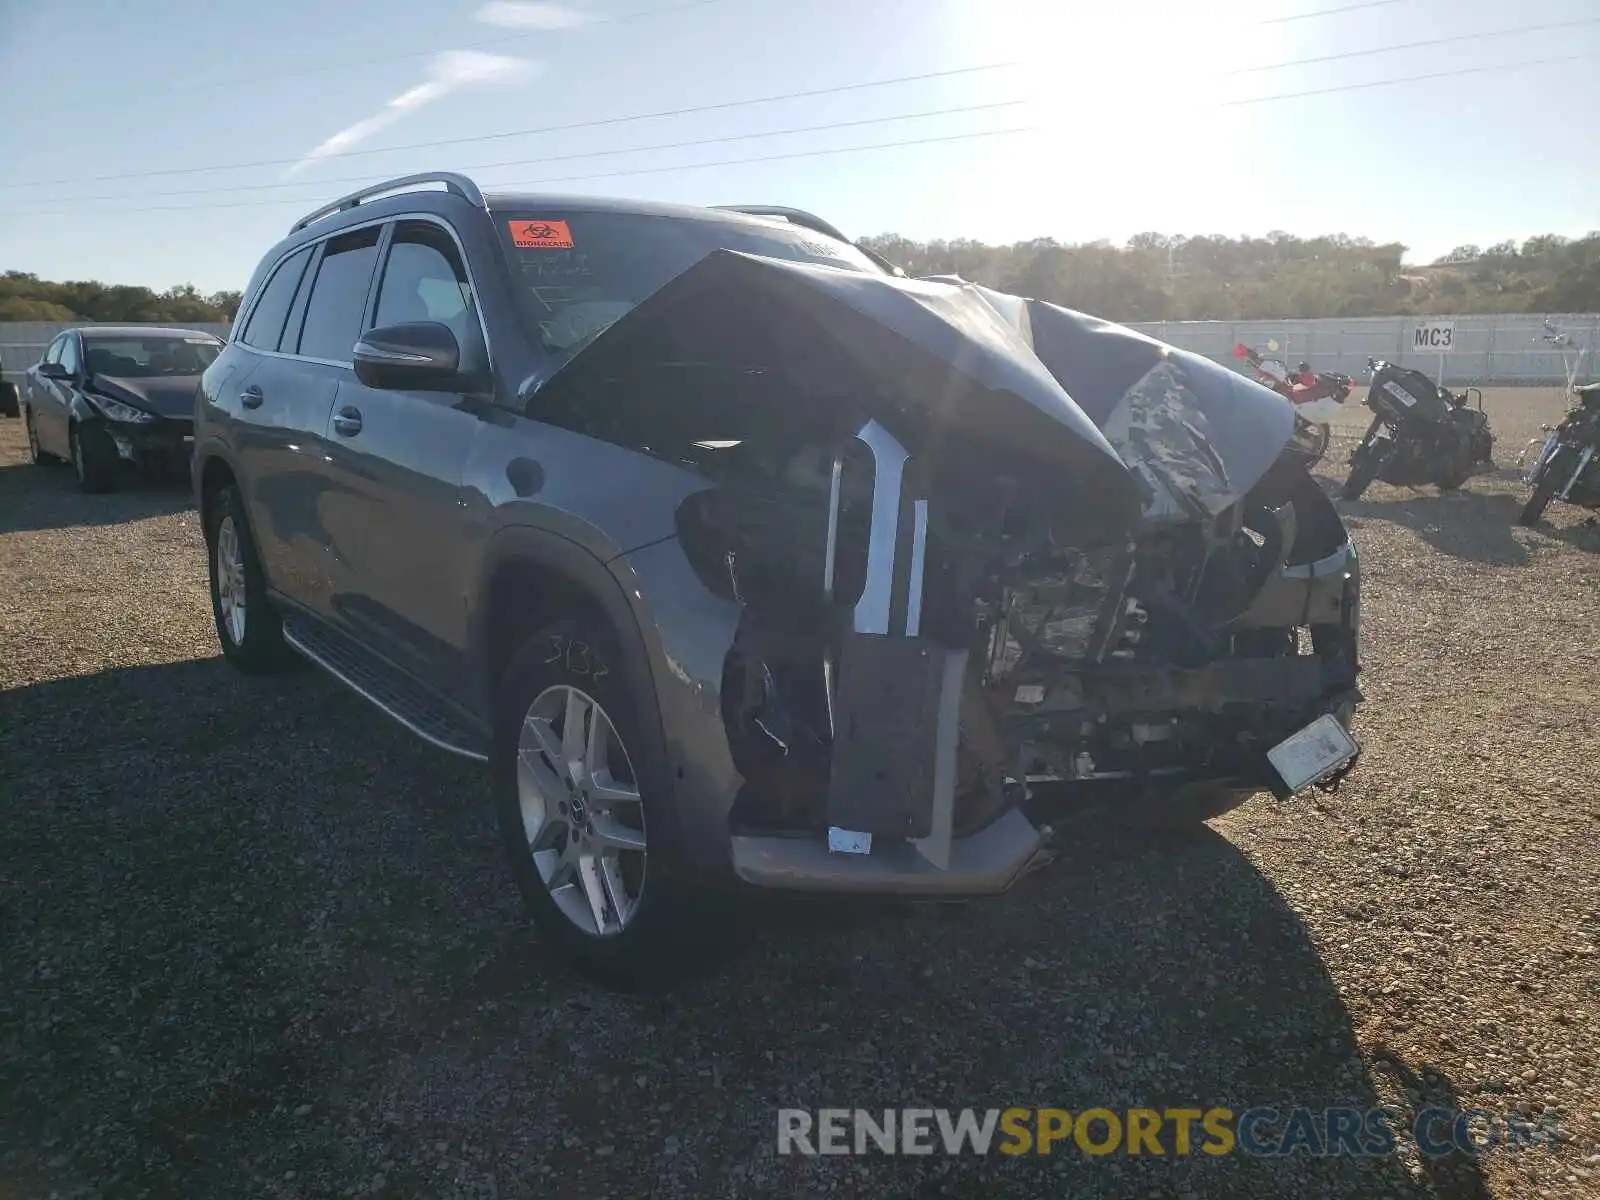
[332,405,363,437]
[239,386,264,409]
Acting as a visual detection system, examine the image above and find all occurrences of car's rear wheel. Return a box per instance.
[204,485,290,671]
[23,407,61,465]
[70,423,118,493]
[493,621,731,989]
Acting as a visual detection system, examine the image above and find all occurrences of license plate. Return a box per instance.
[182,435,194,444]
[1267,714,1360,793]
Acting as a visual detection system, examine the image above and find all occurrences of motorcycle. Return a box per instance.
[1231,344,1352,466]
[1518,382,1600,526]
[1342,357,1495,500]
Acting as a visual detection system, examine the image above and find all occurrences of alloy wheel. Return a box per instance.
[516,685,647,937]
[214,516,248,646]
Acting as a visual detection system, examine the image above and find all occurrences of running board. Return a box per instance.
[282,615,489,762]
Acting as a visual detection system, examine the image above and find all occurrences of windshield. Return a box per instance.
[497,210,883,366]
[84,336,222,378]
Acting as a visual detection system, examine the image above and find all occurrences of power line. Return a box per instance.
[1215,49,1595,107]
[1228,15,1600,74]
[11,128,1040,219]
[21,0,1403,121]
[1,102,1028,209]
[0,61,1021,189]
[10,22,1592,209]
[1262,0,1405,24]
[8,48,1593,220]
[0,1,1491,194]
[20,0,737,116]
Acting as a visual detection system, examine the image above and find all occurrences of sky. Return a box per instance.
[0,0,1597,294]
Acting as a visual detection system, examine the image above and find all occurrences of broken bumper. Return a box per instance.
[102,417,194,471]
[730,806,1044,895]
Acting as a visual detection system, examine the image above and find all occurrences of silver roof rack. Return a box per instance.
[711,205,851,245]
[290,172,485,235]
[717,204,907,276]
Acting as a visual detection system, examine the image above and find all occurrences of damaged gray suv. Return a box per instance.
[196,172,1363,986]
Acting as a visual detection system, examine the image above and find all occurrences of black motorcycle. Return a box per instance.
[1342,358,1495,501]
[1518,382,1600,526]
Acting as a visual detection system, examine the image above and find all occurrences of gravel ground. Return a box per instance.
[2,390,1598,1200]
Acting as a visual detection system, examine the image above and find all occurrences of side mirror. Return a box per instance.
[38,360,71,380]
[352,321,462,391]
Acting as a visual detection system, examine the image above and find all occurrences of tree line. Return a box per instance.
[0,271,241,324]
[3,229,1597,326]
[857,231,1600,321]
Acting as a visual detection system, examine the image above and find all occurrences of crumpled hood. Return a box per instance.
[533,250,1143,531]
[91,374,201,420]
[922,278,1298,518]
[534,252,1294,531]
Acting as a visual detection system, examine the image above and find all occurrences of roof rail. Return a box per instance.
[712,205,851,245]
[290,172,485,235]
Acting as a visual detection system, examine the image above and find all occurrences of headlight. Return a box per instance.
[92,396,155,424]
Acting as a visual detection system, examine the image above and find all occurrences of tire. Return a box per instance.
[1341,448,1383,501]
[492,620,732,990]
[1286,419,1330,469]
[23,407,61,465]
[1305,422,1331,465]
[204,485,290,671]
[1519,462,1561,527]
[70,423,119,493]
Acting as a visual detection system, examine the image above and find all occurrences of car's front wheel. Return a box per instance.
[493,622,730,989]
[23,407,61,465]
[204,485,290,671]
[70,423,119,493]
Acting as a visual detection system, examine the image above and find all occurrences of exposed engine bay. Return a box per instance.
[676,391,1361,844]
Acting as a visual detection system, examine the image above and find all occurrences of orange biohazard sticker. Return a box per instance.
[509,219,575,249]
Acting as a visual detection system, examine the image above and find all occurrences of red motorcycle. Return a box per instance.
[1232,344,1352,466]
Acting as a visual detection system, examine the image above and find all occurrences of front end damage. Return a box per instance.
[535,252,1363,894]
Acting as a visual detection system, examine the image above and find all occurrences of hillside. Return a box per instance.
[858,231,1600,321]
[0,271,240,324]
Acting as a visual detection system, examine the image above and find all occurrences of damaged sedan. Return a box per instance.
[198,174,1362,986]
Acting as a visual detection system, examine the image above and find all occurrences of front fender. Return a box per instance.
[607,537,746,874]
[1225,539,1359,635]
[469,527,743,877]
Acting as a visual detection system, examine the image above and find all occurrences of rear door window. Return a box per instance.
[296,227,382,363]
[240,246,313,351]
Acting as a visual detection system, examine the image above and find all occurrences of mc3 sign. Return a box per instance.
[1412,320,1456,352]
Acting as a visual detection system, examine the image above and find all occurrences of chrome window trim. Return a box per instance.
[232,211,494,377]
